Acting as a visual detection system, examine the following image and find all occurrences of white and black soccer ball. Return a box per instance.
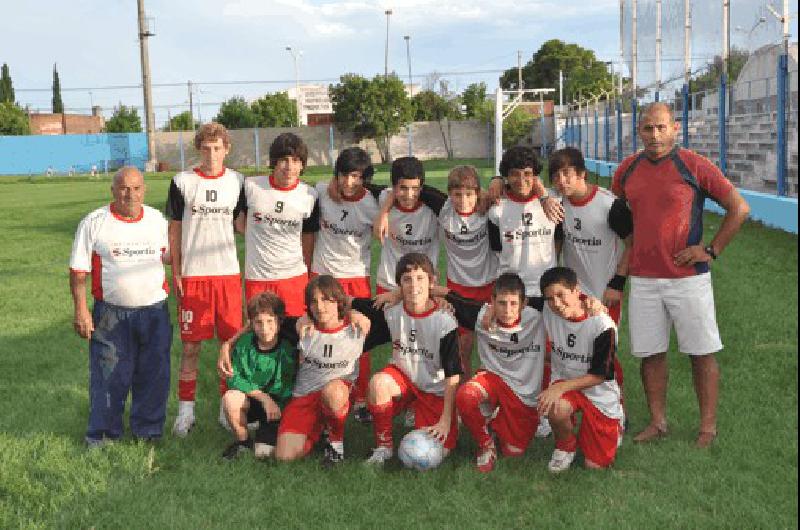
[398,429,444,471]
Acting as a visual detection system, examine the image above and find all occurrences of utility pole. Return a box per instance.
[684,0,691,86]
[384,9,393,78]
[137,0,157,171]
[405,35,413,156]
[619,0,625,96]
[187,80,194,130]
[517,50,523,89]
[722,0,730,77]
[655,0,662,100]
[631,0,638,97]
[559,69,564,109]
[286,46,302,126]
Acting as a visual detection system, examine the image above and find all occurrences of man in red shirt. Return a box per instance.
[612,102,749,448]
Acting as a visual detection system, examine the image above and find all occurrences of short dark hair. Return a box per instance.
[548,147,586,184]
[246,292,286,324]
[269,132,308,169]
[540,266,579,294]
[390,156,425,186]
[395,252,435,286]
[305,274,348,326]
[492,273,526,305]
[335,147,374,184]
[499,146,541,178]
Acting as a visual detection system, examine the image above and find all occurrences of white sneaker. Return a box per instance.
[404,409,415,427]
[479,401,500,420]
[219,402,232,431]
[535,417,552,438]
[254,443,275,459]
[548,449,576,473]
[172,401,196,437]
[365,446,393,466]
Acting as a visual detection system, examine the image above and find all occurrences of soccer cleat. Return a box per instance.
[222,439,252,460]
[479,401,500,420]
[172,402,196,438]
[535,417,553,438]
[353,404,373,424]
[219,402,232,432]
[476,445,497,473]
[365,446,393,466]
[547,449,576,473]
[85,437,112,450]
[254,443,275,459]
[321,442,345,469]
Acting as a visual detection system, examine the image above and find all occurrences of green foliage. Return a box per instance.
[214,96,258,129]
[0,101,30,135]
[164,111,194,131]
[250,92,297,128]
[52,64,64,114]
[689,48,750,93]
[503,107,533,148]
[0,63,14,104]
[501,39,612,102]
[461,82,488,119]
[330,74,412,162]
[411,90,458,122]
[105,105,142,133]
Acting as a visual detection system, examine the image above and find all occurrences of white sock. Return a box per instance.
[330,441,344,455]
[178,400,195,415]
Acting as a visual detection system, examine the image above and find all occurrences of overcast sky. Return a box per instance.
[1,0,794,126]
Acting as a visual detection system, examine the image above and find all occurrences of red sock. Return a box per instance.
[178,379,196,401]
[323,403,350,443]
[368,401,394,448]
[555,433,578,453]
[456,384,493,450]
[353,352,371,404]
[219,377,228,397]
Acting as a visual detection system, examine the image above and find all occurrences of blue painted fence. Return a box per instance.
[0,133,148,175]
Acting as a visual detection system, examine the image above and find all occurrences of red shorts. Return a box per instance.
[560,385,622,468]
[381,365,459,450]
[179,275,242,342]
[278,382,353,456]
[311,274,372,298]
[472,371,539,454]
[447,279,494,336]
[245,273,309,317]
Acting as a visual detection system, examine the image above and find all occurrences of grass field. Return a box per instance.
[1,160,797,529]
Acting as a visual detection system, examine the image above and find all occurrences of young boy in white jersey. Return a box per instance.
[539,267,624,473]
[349,253,462,466]
[275,275,366,467]
[166,123,246,437]
[549,147,632,418]
[236,133,319,319]
[311,147,379,423]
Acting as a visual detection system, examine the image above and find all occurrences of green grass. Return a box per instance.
[0,159,797,528]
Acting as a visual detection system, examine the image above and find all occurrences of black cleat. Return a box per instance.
[353,405,373,424]
[321,442,344,469]
[222,439,252,460]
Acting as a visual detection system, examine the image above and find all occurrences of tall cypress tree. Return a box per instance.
[52,64,64,113]
[0,63,14,104]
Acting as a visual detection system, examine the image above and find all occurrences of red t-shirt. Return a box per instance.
[611,148,733,279]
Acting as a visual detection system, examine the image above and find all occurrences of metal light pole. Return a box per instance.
[405,35,413,156]
[384,9,393,78]
[137,0,157,171]
[286,45,303,126]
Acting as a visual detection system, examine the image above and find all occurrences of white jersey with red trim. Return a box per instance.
[311,181,379,279]
[244,175,317,281]
[70,204,168,307]
[439,199,498,287]
[385,303,458,396]
[543,308,623,420]
[562,186,623,299]
[293,323,365,397]
[475,305,546,406]
[376,191,440,290]
[167,168,244,278]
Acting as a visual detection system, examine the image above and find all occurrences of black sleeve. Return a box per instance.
[302,198,320,233]
[165,180,185,221]
[588,328,616,380]
[351,298,392,351]
[365,183,387,201]
[444,292,482,330]
[554,222,565,242]
[527,296,545,312]
[440,329,463,377]
[278,317,299,345]
[419,185,447,216]
[488,220,502,251]
[233,185,247,218]
[608,198,633,239]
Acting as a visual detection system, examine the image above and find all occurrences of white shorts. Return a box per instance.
[628,273,723,357]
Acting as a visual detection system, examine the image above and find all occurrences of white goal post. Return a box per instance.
[494,87,556,175]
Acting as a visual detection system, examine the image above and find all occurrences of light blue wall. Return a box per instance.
[0,133,148,175]
[584,158,798,235]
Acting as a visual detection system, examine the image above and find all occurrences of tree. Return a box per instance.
[164,110,194,131]
[330,74,412,162]
[412,90,460,159]
[0,102,30,135]
[52,64,63,114]
[688,48,749,93]
[503,107,533,149]
[250,92,297,128]
[501,39,612,103]
[0,63,14,104]
[105,104,142,133]
[214,96,257,129]
[461,82,488,119]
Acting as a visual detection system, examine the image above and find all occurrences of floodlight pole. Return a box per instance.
[286,46,302,126]
[655,0,662,101]
[495,87,503,175]
[384,10,393,78]
[137,0,157,171]
[405,35,413,156]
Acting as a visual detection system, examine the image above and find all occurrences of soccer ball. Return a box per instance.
[398,429,444,471]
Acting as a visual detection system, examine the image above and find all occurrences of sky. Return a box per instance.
[0,0,795,127]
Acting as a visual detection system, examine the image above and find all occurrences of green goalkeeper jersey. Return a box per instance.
[227,332,297,407]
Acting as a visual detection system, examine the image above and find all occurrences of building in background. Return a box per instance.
[287,83,422,126]
[28,106,105,135]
